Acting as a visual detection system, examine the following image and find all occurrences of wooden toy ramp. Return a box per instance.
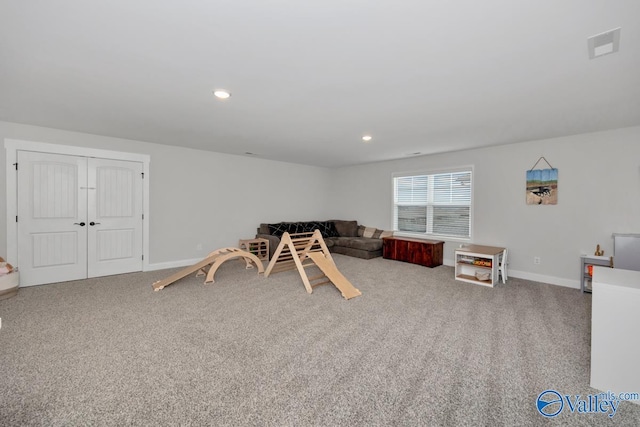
[264,230,361,300]
[306,252,362,300]
[152,247,264,291]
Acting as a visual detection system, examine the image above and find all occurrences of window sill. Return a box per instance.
[393,231,471,242]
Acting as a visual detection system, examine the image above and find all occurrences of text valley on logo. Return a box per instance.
[536,389,634,418]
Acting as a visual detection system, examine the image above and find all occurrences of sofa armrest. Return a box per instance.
[256,233,281,259]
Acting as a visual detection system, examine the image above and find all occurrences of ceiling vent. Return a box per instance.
[588,27,621,59]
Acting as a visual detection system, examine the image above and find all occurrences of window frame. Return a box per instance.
[391,166,474,241]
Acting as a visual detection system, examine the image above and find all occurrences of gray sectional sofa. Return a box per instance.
[256,220,392,260]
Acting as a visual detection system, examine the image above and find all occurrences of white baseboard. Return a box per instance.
[443,258,456,268]
[506,270,579,289]
[146,258,202,272]
[443,258,580,289]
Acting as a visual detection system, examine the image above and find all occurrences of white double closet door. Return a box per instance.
[17,151,143,286]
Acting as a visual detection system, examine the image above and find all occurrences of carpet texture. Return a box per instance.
[1,255,639,426]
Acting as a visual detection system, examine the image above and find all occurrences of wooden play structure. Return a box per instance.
[264,230,361,300]
[152,247,264,291]
[238,238,269,261]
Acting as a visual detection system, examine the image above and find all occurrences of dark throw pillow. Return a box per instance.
[267,222,289,237]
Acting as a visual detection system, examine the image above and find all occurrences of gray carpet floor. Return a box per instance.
[1,255,639,426]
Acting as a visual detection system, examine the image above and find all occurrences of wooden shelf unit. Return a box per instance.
[238,238,269,261]
[454,245,505,287]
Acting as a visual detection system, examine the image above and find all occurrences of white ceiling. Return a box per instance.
[1,1,639,168]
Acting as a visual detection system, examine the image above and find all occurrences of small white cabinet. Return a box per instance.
[455,245,505,287]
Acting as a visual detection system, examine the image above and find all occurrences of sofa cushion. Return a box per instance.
[331,220,358,237]
[301,221,318,233]
[364,227,394,239]
[288,222,305,234]
[301,221,340,238]
[259,223,270,235]
[332,237,383,251]
[267,222,299,237]
[317,221,340,238]
[358,224,393,239]
[362,226,377,238]
[267,221,339,238]
[324,221,340,237]
[375,229,393,239]
[323,238,336,248]
[331,245,382,259]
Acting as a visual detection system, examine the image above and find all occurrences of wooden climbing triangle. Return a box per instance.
[152,247,264,291]
[264,230,361,300]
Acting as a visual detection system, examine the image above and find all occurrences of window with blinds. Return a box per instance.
[393,169,472,238]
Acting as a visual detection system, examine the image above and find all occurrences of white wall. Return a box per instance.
[328,126,640,288]
[4,121,640,287]
[1,121,333,268]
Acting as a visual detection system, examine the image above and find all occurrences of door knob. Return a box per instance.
[73,222,86,226]
[89,222,101,226]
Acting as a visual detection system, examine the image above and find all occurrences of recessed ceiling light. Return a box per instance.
[362,135,372,142]
[213,89,231,99]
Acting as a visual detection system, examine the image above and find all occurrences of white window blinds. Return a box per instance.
[393,169,472,238]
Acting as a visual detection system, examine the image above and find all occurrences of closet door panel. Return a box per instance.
[17,151,88,286]
[87,158,143,278]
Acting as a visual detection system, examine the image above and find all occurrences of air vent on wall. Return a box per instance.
[588,27,621,59]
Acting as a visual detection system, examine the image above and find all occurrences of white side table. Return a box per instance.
[455,245,505,287]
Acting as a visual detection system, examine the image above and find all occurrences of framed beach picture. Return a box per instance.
[526,167,558,205]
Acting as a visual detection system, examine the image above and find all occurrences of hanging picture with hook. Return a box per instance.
[526,157,558,205]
